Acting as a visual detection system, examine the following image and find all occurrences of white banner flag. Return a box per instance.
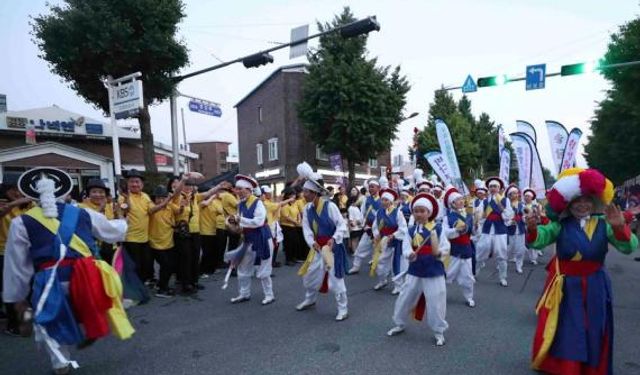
[499,149,511,185]
[510,133,532,191]
[425,151,454,187]
[560,128,583,173]
[435,119,469,194]
[498,125,505,155]
[521,132,546,197]
[545,120,569,176]
[516,120,537,144]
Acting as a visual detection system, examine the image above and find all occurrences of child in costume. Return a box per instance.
[527,168,637,375]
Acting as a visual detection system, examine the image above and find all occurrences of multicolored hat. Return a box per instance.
[411,193,439,221]
[235,174,258,190]
[380,187,398,202]
[523,188,536,200]
[18,167,73,200]
[545,168,614,217]
[485,176,504,190]
[505,184,519,198]
[443,186,463,209]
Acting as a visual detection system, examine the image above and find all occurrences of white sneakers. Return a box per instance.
[466,299,476,308]
[391,286,401,295]
[230,295,250,304]
[387,326,405,336]
[531,260,539,265]
[516,267,523,274]
[347,266,360,275]
[295,300,316,311]
[261,296,275,305]
[435,334,446,346]
[335,311,349,321]
[499,279,508,287]
[373,280,388,291]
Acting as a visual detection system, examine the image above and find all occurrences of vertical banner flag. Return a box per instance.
[435,118,469,194]
[559,128,583,173]
[424,151,454,187]
[498,125,505,155]
[516,120,537,144]
[510,133,532,190]
[499,149,511,185]
[545,120,569,176]
[328,153,345,185]
[520,133,546,197]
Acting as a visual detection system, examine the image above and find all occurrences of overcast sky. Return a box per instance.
[1,0,638,173]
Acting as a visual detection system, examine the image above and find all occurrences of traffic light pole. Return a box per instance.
[438,59,640,92]
[168,16,380,175]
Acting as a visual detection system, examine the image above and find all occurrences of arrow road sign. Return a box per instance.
[461,75,477,93]
[526,64,546,90]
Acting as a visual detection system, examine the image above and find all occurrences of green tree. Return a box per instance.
[32,0,189,174]
[585,15,640,184]
[298,7,410,185]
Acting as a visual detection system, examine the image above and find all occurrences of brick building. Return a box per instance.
[188,141,238,179]
[235,64,391,193]
[0,105,197,196]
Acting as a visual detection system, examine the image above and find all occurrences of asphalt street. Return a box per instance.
[1,248,639,375]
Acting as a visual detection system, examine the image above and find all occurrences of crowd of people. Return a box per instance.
[1,163,638,375]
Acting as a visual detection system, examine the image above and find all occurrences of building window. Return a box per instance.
[256,143,263,165]
[220,162,227,171]
[316,145,328,161]
[393,155,403,167]
[258,106,263,124]
[268,138,278,161]
[368,158,378,168]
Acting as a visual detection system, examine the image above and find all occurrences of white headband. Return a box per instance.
[447,192,463,207]
[235,179,253,190]
[381,191,395,202]
[488,181,500,188]
[412,197,433,212]
[524,191,534,197]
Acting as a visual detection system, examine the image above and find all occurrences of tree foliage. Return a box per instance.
[411,90,517,185]
[585,15,640,184]
[298,7,410,185]
[31,0,189,174]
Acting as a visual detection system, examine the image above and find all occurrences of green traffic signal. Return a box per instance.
[560,61,600,76]
[477,75,509,87]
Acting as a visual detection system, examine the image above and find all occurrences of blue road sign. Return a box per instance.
[461,75,477,93]
[526,64,546,90]
[189,99,222,117]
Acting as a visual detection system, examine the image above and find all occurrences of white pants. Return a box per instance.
[236,242,274,299]
[508,233,526,270]
[446,257,475,301]
[392,275,448,335]
[476,233,508,281]
[44,341,73,370]
[375,244,407,289]
[352,234,373,269]
[301,251,347,314]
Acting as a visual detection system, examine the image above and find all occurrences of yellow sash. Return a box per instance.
[298,199,325,277]
[25,207,135,340]
[532,258,564,369]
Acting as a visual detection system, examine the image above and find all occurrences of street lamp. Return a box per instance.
[402,112,419,122]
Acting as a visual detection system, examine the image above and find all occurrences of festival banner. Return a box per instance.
[424,151,454,187]
[510,133,532,191]
[559,128,583,173]
[435,118,469,194]
[545,120,569,176]
[521,132,546,197]
[328,152,345,185]
[499,148,511,185]
[516,120,537,144]
[498,125,505,155]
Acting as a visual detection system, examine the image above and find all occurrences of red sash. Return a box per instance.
[450,234,471,245]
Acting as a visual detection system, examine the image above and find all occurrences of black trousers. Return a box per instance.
[295,227,309,261]
[175,233,201,288]
[152,248,176,290]
[212,229,227,268]
[0,255,19,330]
[218,229,241,252]
[200,234,217,274]
[123,242,153,282]
[282,226,299,262]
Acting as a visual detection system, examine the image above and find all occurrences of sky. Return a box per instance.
[1,0,638,174]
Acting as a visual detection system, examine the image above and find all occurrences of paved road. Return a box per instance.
[2,249,639,375]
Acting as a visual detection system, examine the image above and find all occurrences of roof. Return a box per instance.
[234,63,308,108]
[188,140,232,145]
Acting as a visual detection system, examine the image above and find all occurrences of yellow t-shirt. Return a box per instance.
[295,197,306,227]
[175,192,203,234]
[149,204,180,250]
[119,192,153,243]
[199,199,218,236]
[263,198,280,226]
[0,204,32,255]
[219,191,238,218]
[212,198,226,230]
[280,202,300,227]
[79,199,115,220]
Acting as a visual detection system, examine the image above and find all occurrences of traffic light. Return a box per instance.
[242,53,274,68]
[477,75,508,87]
[339,16,381,38]
[560,61,598,76]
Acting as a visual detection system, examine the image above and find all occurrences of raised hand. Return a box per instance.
[605,204,625,229]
